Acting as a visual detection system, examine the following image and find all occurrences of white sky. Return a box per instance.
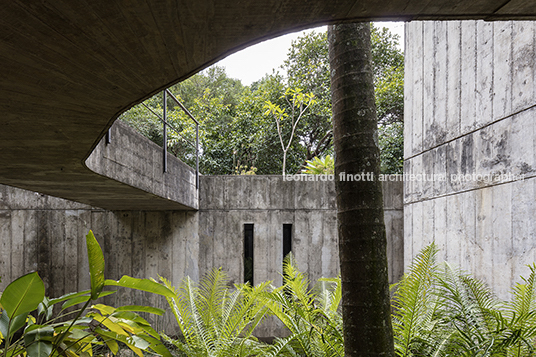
[216,22,405,86]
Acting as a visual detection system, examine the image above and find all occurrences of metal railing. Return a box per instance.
[163,89,199,190]
[111,89,200,189]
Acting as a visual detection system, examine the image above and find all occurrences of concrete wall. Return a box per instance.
[199,176,404,287]
[86,120,198,210]
[0,175,403,334]
[405,20,536,298]
[0,184,199,332]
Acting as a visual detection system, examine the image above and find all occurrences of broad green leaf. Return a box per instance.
[67,327,91,340]
[138,324,159,339]
[49,290,92,305]
[90,313,128,335]
[94,327,149,357]
[86,230,105,300]
[115,319,143,335]
[0,272,44,318]
[109,311,159,338]
[105,276,174,297]
[115,305,165,316]
[104,338,119,355]
[24,324,54,344]
[111,311,152,326]
[62,290,115,310]
[24,325,54,357]
[144,335,172,357]
[26,341,52,357]
[9,312,28,338]
[92,304,116,315]
[0,309,9,338]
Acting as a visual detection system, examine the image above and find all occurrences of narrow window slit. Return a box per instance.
[244,223,254,285]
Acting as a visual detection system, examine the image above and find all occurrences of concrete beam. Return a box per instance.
[0,1,535,208]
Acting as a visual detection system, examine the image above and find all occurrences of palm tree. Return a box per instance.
[327,22,395,356]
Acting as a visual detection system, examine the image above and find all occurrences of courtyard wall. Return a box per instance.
[404,20,536,298]
[0,175,403,334]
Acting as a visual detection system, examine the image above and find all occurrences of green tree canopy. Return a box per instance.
[119,24,404,175]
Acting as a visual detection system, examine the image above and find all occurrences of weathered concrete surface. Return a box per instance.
[200,175,403,337]
[0,2,535,210]
[86,121,197,210]
[199,176,404,287]
[405,20,536,299]
[1,176,403,335]
[0,184,199,333]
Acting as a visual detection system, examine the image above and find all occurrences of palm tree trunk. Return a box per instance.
[328,22,395,356]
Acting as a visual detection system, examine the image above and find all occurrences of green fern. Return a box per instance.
[433,263,501,356]
[259,254,344,357]
[157,247,536,357]
[391,243,440,356]
[503,264,536,356]
[161,269,270,357]
[393,247,536,357]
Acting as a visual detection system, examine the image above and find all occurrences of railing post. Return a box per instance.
[163,90,168,173]
[196,122,199,189]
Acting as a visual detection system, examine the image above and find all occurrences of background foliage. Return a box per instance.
[120,25,404,175]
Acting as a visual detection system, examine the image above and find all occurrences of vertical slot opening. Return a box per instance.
[244,223,254,285]
[283,224,292,259]
[282,223,293,284]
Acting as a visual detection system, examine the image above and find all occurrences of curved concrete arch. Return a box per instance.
[0,0,533,209]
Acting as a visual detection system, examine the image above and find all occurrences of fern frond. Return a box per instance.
[504,264,536,356]
[162,268,270,357]
[391,243,439,356]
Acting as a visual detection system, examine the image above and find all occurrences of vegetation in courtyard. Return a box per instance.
[301,155,334,175]
[260,256,344,357]
[119,24,404,175]
[4,240,536,357]
[0,231,173,357]
[393,244,536,356]
[160,247,536,357]
[160,269,271,357]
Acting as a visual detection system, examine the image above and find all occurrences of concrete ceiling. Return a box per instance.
[0,0,534,210]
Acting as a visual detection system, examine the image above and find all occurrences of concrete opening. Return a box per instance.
[283,223,293,261]
[244,223,254,285]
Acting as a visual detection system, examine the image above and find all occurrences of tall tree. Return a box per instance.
[328,22,394,356]
[263,88,316,175]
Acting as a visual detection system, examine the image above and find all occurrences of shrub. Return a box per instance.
[0,231,173,357]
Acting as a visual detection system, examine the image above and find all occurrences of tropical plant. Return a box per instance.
[328,22,395,356]
[235,165,258,175]
[392,243,536,357]
[0,231,174,357]
[161,268,271,357]
[301,155,334,175]
[259,255,344,357]
[391,243,441,356]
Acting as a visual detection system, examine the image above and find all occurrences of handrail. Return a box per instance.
[116,90,200,190]
[140,102,197,149]
[165,89,199,125]
[163,89,200,190]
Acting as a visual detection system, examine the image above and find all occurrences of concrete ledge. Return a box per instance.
[86,121,198,210]
[200,175,402,210]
